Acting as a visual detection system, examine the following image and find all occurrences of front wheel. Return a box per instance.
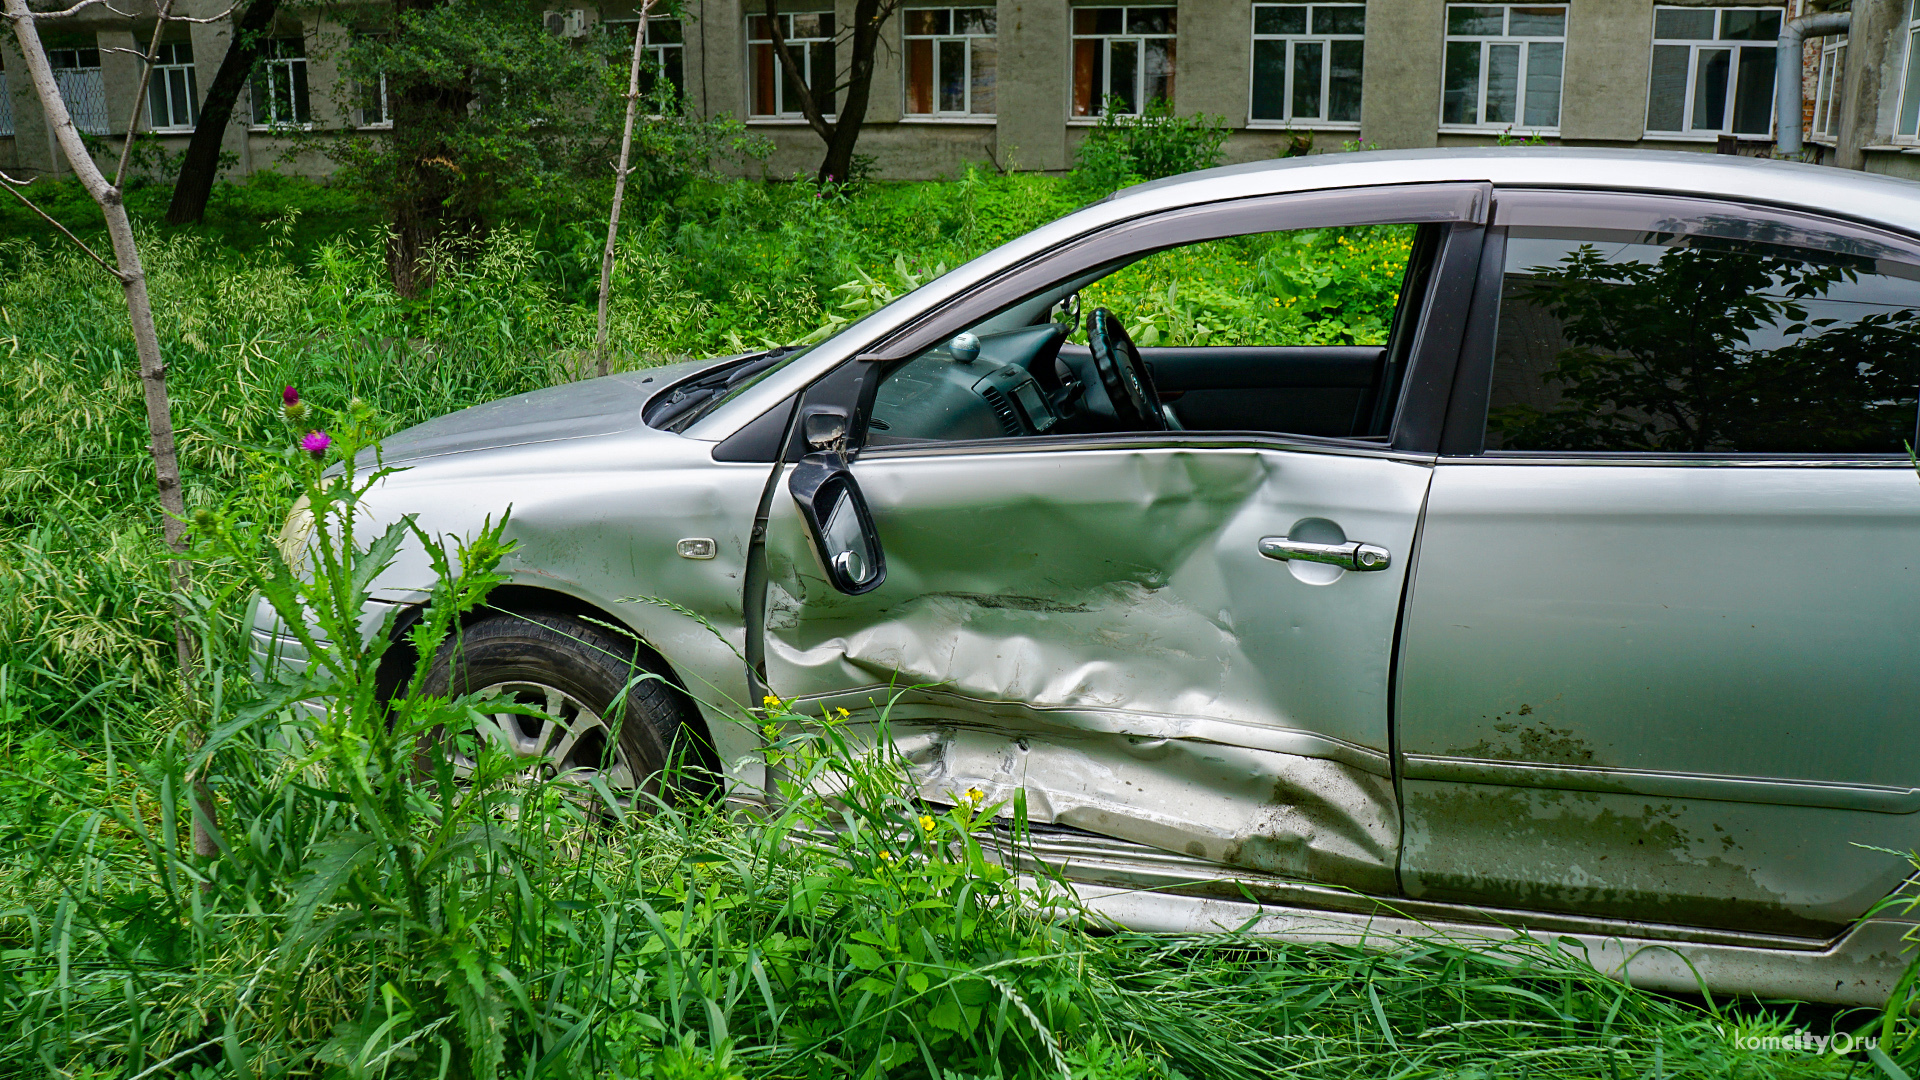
[418,611,713,803]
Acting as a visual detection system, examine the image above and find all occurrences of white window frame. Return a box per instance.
[902,6,997,119]
[1894,0,1920,144]
[1248,3,1365,129]
[1643,5,1783,140]
[358,70,390,129]
[48,46,109,136]
[1070,5,1177,120]
[1812,35,1846,144]
[605,15,687,106]
[146,40,197,132]
[1439,4,1566,135]
[250,37,311,130]
[747,11,835,121]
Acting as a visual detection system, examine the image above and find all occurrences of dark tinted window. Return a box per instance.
[1485,225,1920,454]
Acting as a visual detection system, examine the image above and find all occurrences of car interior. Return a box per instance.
[865,222,1442,448]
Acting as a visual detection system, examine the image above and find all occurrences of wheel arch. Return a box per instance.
[374,583,720,768]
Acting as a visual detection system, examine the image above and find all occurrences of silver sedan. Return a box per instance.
[258,148,1920,1005]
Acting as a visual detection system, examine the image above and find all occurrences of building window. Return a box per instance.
[1250,3,1363,127]
[146,40,197,131]
[0,56,15,137]
[1645,6,1780,137]
[1811,35,1845,142]
[1071,6,1175,118]
[1441,4,1565,132]
[250,37,310,127]
[358,69,390,127]
[748,12,835,118]
[48,46,109,136]
[609,16,686,103]
[1897,2,1920,140]
[904,7,996,117]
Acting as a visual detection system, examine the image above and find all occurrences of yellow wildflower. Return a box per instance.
[879,850,895,862]
[919,814,936,832]
[964,787,986,805]
[763,694,781,708]
[836,707,851,718]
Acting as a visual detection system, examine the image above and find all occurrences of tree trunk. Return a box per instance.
[165,0,281,226]
[764,0,896,183]
[386,0,478,297]
[5,0,216,859]
[818,0,884,183]
[596,5,656,379]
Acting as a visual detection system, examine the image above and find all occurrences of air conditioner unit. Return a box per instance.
[543,9,589,38]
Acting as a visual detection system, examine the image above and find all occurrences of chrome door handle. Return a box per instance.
[1258,536,1392,572]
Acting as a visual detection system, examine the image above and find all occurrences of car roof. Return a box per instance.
[688,148,1920,441]
[1116,147,1920,237]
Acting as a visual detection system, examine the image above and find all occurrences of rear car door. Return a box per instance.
[1397,189,1920,936]
[755,185,1485,899]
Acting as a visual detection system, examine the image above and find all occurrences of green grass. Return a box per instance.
[0,173,1904,1078]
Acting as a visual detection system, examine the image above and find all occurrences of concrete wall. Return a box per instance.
[1,0,1914,184]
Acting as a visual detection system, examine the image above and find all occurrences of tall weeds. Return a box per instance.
[0,179,1896,1078]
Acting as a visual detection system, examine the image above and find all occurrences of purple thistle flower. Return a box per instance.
[281,385,308,423]
[282,386,299,406]
[301,430,331,461]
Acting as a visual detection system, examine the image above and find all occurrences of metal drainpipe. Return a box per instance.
[1777,10,1852,154]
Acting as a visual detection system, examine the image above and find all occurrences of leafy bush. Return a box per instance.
[1070,99,1230,201]
[0,415,1855,1076]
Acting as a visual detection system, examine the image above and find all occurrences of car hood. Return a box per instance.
[369,358,733,466]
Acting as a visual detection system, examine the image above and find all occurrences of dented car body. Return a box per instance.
[258,149,1920,1004]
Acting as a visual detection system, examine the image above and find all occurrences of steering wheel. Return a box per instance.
[1086,307,1168,432]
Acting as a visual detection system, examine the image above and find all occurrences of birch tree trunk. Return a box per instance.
[5,0,216,859]
[596,2,655,379]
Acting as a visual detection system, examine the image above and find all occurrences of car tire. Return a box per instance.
[417,611,714,804]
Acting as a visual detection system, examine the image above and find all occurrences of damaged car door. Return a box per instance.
[760,184,1488,896]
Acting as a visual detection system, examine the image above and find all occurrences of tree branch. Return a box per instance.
[0,170,124,280]
[761,0,834,144]
[12,0,113,18]
[115,0,178,191]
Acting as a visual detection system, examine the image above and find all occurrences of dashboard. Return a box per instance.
[867,323,1112,445]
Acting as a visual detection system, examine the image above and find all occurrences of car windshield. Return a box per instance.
[656,272,954,431]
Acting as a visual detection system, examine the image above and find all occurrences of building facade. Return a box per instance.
[3,0,1918,184]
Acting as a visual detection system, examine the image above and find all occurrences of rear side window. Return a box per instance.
[1484,206,1920,455]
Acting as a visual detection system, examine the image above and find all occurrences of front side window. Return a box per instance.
[147,40,197,131]
[251,37,310,127]
[1897,0,1920,140]
[1812,36,1846,143]
[48,45,108,135]
[904,7,997,117]
[1484,212,1920,455]
[869,222,1422,445]
[1645,6,1781,138]
[749,12,835,118]
[1071,6,1176,117]
[1250,3,1364,127]
[1441,4,1565,132]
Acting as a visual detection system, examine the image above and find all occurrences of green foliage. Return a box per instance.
[0,174,1891,1079]
[1081,225,1414,347]
[1070,98,1230,201]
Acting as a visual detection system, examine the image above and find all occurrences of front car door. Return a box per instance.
[1398,188,1920,936]
[760,184,1486,900]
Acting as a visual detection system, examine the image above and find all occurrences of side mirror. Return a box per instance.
[788,452,886,595]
